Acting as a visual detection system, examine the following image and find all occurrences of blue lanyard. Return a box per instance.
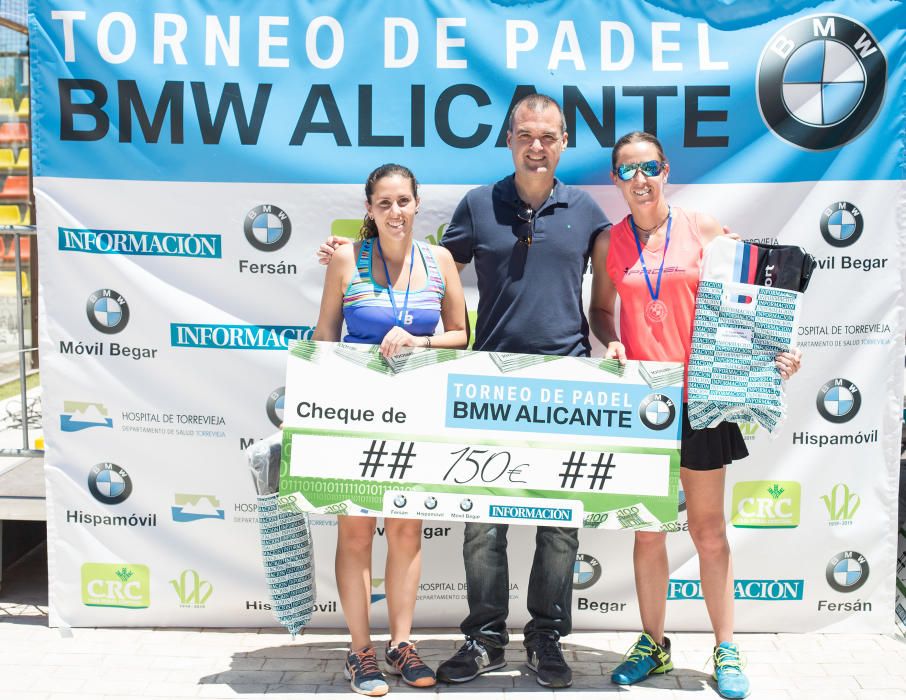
[629,207,672,302]
[376,238,415,327]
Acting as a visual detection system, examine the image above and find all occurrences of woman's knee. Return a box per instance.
[338,521,376,553]
[385,520,423,552]
[688,517,729,556]
[634,530,667,549]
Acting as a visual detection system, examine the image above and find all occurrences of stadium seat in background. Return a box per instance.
[14,148,28,171]
[0,176,28,199]
[0,204,21,225]
[0,149,14,169]
[0,122,28,144]
[0,99,14,119]
[2,234,29,261]
[16,98,29,120]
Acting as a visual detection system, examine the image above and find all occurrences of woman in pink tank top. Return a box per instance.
[589,132,802,699]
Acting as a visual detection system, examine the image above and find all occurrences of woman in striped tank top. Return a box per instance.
[312,164,467,696]
[590,133,802,699]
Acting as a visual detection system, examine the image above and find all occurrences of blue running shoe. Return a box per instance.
[344,646,389,697]
[712,642,750,699]
[611,633,673,685]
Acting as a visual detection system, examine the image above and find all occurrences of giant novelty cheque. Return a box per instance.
[280,341,683,530]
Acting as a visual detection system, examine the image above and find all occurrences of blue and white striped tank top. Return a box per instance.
[342,238,445,344]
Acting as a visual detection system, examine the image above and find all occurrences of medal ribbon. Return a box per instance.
[629,207,672,304]
[376,238,416,327]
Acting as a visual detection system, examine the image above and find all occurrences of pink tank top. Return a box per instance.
[605,206,704,372]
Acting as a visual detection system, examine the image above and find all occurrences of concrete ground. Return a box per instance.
[1,543,905,700]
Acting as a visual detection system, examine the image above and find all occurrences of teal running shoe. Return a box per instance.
[712,642,750,699]
[611,633,673,685]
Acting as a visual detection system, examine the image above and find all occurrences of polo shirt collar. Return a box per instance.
[500,174,568,210]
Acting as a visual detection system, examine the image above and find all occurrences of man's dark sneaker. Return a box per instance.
[524,634,573,688]
[344,646,389,697]
[436,638,506,683]
[385,641,437,687]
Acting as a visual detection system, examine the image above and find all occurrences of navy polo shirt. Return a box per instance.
[442,174,610,356]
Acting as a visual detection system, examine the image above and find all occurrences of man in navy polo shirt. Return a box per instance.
[318,94,611,689]
[435,94,611,689]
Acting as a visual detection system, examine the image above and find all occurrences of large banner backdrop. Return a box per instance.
[32,0,904,631]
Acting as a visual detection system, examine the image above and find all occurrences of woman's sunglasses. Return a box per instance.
[612,160,667,181]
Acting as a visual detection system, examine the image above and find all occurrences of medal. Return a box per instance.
[630,207,672,324]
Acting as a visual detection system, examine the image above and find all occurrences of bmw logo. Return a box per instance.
[757,15,886,150]
[424,497,438,510]
[638,394,676,431]
[392,494,407,509]
[266,387,285,428]
[86,289,129,334]
[460,498,473,512]
[826,550,869,592]
[820,201,863,248]
[88,462,133,505]
[244,205,291,252]
[817,378,861,423]
[573,553,602,590]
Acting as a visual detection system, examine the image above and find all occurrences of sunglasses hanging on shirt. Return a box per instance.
[514,202,533,247]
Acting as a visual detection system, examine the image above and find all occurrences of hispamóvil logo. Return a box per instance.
[820,202,863,247]
[86,289,129,334]
[573,554,602,590]
[81,562,150,609]
[244,204,291,252]
[826,551,869,592]
[88,462,133,505]
[59,227,221,259]
[171,494,225,523]
[757,14,886,150]
[60,400,113,432]
[638,394,676,431]
[816,378,861,423]
[731,481,801,529]
[267,387,285,428]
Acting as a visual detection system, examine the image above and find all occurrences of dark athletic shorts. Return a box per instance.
[680,405,749,471]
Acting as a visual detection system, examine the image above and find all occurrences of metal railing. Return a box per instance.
[0,224,41,457]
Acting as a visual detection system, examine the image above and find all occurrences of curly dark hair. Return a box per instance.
[359,163,419,240]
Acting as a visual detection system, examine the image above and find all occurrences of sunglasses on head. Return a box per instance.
[613,160,667,181]
[514,203,533,247]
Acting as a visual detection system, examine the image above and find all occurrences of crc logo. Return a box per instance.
[170,569,214,607]
[757,15,886,150]
[826,550,869,592]
[816,378,861,423]
[244,204,291,251]
[86,289,129,333]
[81,563,150,609]
[638,394,676,431]
[820,202,863,247]
[88,462,133,505]
[821,483,861,525]
[731,481,801,529]
[267,387,285,428]
[573,554,602,590]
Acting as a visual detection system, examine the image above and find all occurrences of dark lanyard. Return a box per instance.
[629,207,672,302]
[376,238,415,327]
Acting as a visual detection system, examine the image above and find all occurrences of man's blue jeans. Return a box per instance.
[459,522,579,648]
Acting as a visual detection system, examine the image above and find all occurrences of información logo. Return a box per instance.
[820,202,863,247]
[816,378,861,423]
[638,394,676,431]
[757,15,886,150]
[244,204,291,252]
[86,289,129,334]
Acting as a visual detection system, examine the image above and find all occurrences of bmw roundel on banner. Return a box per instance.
[757,14,887,150]
[30,0,904,632]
